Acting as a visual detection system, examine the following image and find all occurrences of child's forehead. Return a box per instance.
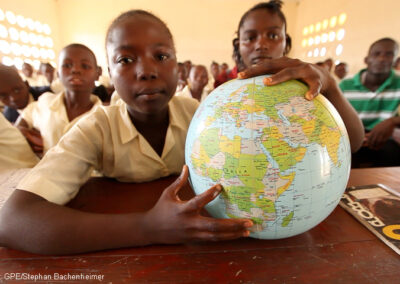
[107,16,173,48]
[241,9,284,30]
[60,46,96,62]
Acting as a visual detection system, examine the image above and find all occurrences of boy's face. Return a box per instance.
[58,46,99,93]
[239,9,286,68]
[365,41,397,76]
[43,64,55,83]
[0,68,30,110]
[22,63,33,78]
[188,65,208,91]
[210,63,219,79]
[107,16,178,116]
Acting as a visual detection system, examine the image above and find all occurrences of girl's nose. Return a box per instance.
[135,59,158,81]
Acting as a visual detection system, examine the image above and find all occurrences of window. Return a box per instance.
[0,8,56,70]
[302,12,347,61]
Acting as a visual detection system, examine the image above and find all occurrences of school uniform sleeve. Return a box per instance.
[17,110,105,205]
[19,101,37,128]
[0,113,39,171]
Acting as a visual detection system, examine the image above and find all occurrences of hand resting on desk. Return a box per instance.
[0,166,252,255]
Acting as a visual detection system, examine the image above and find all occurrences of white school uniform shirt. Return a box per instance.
[20,91,102,153]
[175,85,208,102]
[0,113,38,171]
[18,95,199,205]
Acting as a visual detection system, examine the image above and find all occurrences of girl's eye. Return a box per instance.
[268,33,279,40]
[82,64,92,70]
[117,57,134,64]
[62,63,72,68]
[13,88,21,94]
[243,35,256,42]
[156,54,169,61]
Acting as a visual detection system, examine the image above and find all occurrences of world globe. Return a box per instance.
[185,76,351,239]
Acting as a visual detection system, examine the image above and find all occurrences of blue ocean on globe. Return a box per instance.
[185,75,351,239]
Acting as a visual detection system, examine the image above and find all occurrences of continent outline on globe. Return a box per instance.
[186,76,351,239]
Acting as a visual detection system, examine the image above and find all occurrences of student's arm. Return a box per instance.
[15,117,43,154]
[0,166,252,255]
[365,116,400,150]
[238,57,364,153]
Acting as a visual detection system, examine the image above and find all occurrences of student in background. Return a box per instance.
[0,10,253,255]
[234,0,364,153]
[176,62,188,92]
[0,113,39,171]
[15,43,103,155]
[334,62,349,82]
[36,63,56,87]
[0,64,50,124]
[340,38,400,167]
[20,62,38,87]
[175,64,209,102]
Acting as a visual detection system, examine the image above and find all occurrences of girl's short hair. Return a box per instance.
[105,10,173,47]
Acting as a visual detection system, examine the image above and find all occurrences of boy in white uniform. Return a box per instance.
[15,44,103,154]
[0,113,38,171]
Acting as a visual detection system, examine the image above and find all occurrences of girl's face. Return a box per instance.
[58,47,99,94]
[107,16,178,117]
[239,9,286,68]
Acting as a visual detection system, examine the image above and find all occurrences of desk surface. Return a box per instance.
[0,167,399,283]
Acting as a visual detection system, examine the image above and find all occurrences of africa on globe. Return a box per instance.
[185,76,351,239]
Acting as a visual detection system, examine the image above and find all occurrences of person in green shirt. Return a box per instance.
[340,37,400,167]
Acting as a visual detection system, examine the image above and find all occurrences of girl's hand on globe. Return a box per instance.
[238,56,336,101]
[144,165,253,244]
[238,56,365,153]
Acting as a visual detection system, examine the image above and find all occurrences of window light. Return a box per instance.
[0,24,8,38]
[5,11,16,25]
[16,15,26,28]
[9,27,19,41]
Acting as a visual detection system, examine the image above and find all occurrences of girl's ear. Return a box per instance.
[284,34,292,56]
[232,37,243,69]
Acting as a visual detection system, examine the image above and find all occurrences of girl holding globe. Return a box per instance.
[234,0,364,153]
[0,10,253,255]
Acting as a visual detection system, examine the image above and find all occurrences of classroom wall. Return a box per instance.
[290,0,400,75]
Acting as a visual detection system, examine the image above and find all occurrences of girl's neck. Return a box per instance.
[64,90,94,122]
[129,107,170,157]
[64,90,93,109]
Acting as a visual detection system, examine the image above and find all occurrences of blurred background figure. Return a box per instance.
[176,62,188,92]
[334,62,349,82]
[20,62,38,87]
[175,64,209,102]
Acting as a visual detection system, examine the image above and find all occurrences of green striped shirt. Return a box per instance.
[340,69,400,130]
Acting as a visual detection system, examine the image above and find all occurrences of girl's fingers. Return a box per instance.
[164,165,189,198]
[263,67,322,100]
[185,184,223,211]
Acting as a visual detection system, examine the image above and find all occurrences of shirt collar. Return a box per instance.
[118,95,187,144]
[354,68,395,93]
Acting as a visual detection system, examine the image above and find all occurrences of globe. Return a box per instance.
[185,76,351,239]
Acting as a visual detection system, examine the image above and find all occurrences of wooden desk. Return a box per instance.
[0,168,399,283]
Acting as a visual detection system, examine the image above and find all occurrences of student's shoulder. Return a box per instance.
[170,95,199,114]
[36,91,60,104]
[339,75,358,90]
